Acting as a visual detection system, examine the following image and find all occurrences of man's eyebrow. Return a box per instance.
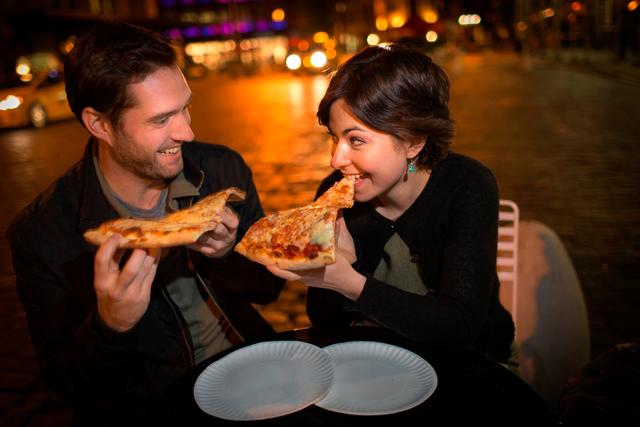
[147,94,193,122]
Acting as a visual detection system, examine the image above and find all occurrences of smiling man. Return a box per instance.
[7,22,284,426]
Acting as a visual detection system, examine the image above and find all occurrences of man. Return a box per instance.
[7,22,283,425]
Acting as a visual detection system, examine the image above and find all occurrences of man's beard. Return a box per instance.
[111,131,181,182]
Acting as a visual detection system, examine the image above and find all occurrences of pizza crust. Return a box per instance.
[83,187,245,249]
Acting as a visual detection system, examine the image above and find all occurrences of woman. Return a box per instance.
[269,44,515,365]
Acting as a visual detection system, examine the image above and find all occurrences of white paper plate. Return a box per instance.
[193,340,334,421]
[316,341,437,415]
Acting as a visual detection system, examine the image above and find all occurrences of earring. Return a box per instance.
[408,158,416,173]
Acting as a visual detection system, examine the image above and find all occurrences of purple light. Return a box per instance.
[202,24,220,36]
[255,20,269,32]
[236,21,254,33]
[165,28,183,39]
[220,22,234,35]
[180,0,195,5]
[183,26,202,38]
[160,0,178,6]
[270,20,287,31]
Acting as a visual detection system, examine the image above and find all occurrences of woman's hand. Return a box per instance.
[266,216,365,300]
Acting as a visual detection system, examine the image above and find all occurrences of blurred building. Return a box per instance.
[514,0,640,61]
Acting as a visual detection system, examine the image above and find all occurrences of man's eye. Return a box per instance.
[155,117,169,126]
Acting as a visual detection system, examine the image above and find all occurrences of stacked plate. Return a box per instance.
[193,340,438,421]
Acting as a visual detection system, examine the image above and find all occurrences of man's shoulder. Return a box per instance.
[8,162,83,245]
[183,141,244,163]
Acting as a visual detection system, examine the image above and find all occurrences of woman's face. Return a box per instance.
[328,99,417,204]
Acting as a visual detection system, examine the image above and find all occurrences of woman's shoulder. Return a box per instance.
[440,152,493,175]
[435,152,497,187]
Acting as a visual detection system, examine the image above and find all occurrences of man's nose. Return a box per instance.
[174,114,195,142]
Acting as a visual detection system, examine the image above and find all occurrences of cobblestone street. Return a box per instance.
[1,50,639,425]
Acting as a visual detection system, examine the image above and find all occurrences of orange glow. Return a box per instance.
[571,2,582,12]
[629,1,638,11]
[375,17,388,31]
[389,12,406,28]
[271,8,285,22]
[420,9,438,24]
[297,40,309,51]
[313,32,329,44]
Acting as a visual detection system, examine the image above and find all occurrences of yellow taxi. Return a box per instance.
[0,69,74,129]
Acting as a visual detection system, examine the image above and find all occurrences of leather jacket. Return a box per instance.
[7,139,284,426]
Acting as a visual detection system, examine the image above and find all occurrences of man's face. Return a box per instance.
[110,66,194,182]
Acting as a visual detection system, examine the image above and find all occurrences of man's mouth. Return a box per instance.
[158,146,181,155]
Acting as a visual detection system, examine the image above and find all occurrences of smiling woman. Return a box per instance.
[0,69,74,129]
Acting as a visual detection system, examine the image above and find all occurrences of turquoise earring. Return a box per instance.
[408,159,416,173]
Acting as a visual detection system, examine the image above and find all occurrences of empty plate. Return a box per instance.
[194,340,334,421]
[316,341,437,415]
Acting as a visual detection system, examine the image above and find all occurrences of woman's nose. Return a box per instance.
[330,141,351,170]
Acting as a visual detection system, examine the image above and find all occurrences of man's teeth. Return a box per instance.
[159,147,180,154]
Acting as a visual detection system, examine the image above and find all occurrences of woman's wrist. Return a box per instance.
[341,270,366,301]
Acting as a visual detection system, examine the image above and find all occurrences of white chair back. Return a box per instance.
[495,200,591,409]
[497,199,519,335]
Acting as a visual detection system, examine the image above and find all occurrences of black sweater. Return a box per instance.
[307,153,514,362]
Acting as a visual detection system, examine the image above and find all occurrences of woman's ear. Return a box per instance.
[406,136,426,159]
[81,107,114,144]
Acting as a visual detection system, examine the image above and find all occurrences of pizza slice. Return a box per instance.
[83,187,245,249]
[234,175,355,270]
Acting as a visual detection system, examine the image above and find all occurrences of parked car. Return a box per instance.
[0,69,74,129]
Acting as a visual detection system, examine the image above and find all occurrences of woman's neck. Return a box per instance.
[374,168,430,221]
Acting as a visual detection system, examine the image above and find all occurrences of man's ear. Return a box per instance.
[406,137,426,159]
[81,107,114,144]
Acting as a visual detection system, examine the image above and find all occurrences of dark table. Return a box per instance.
[161,327,553,426]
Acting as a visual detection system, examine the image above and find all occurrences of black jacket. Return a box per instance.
[7,139,284,426]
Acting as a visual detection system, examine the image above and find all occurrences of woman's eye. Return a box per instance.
[350,137,364,146]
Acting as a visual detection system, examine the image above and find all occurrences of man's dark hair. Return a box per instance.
[317,44,454,169]
[64,22,178,129]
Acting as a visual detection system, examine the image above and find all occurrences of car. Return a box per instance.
[0,69,74,129]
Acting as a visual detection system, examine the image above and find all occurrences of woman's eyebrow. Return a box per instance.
[341,126,363,136]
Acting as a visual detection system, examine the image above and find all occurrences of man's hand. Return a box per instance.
[94,234,160,332]
[187,207,239,258]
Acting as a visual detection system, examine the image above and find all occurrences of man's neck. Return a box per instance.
[97,144,166,210]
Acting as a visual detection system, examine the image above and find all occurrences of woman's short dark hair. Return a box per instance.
[64,22,178,130]
[317,44,454,169]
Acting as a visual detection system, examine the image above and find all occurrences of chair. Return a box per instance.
[496,200,591,410]
[497,199,519,335]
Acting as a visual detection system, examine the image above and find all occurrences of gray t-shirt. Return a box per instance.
[93,151,234,363]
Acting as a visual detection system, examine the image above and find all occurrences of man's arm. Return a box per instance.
[8,227,145,402]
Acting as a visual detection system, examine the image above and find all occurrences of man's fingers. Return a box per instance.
[218,207,240,232]
[95,234,123,274]
[117,249,150,288]
[133,248,161,297]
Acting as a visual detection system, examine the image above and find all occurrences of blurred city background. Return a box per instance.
[0,0,639,425]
